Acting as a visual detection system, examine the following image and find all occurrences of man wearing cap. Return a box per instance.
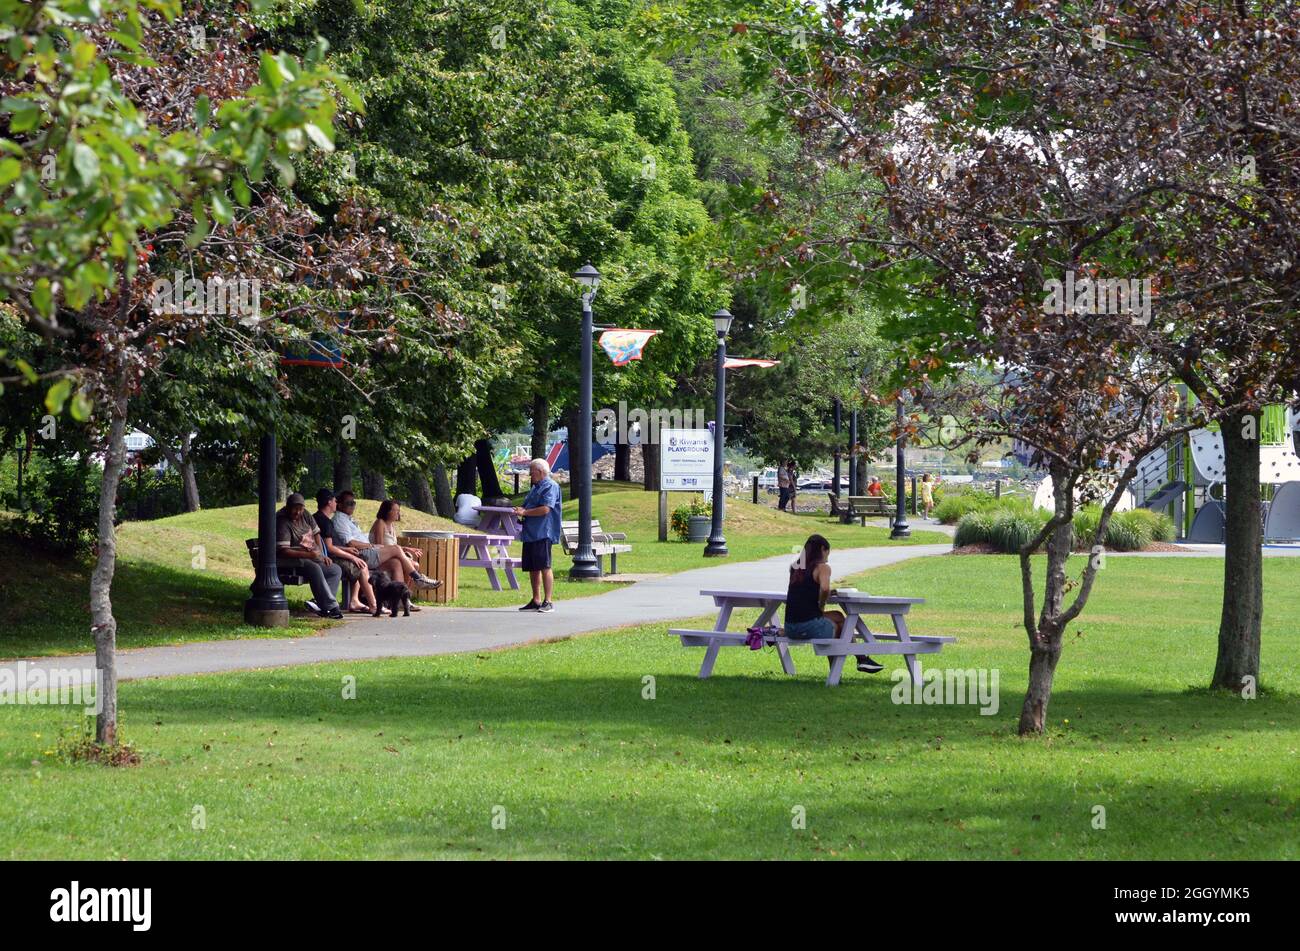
[276,491,344,619]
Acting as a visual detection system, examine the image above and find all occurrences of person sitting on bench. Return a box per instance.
[784,533,881,674]
[314,488,377,614]
[332,491,437,606]
[276,492,344,619]
[368,499,440,591]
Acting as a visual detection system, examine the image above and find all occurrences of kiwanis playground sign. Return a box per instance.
[660,428,713,490]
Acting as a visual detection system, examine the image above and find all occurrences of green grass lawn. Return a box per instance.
[2,553,1294,859]
[2,490,945,657]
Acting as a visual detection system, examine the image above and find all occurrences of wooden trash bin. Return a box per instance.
[398,532,459,604]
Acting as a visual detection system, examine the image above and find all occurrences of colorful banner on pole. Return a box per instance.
[598,328,660,366]
[723,357,779,370]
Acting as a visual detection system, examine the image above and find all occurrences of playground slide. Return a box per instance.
[1140,480,1187,513]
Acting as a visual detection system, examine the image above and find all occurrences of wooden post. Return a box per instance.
[752,475,758,504]
[658,490,669,542]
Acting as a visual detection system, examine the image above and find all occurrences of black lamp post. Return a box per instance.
[832,398,842,496]
[847,349,860,496]
[704,308,733,557]
[244,431,290,626]
[569,264,602,579]
[891,386,912,539]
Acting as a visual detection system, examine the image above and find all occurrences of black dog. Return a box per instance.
[370,570,412,618]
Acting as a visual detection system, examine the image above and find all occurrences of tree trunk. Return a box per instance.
[179,431,200,512]
[614,439,631,482]
[333,442,353,492]
[456,456,477,496]
[1018,636,1063,735]
[432,464,454,517]
[92,398,129,747]
[361,469,386,500]
[475,437,505,501]
[1213,410,1263,690]
[531,394,550,460]
[855,455,869,497]
[275,443,286,501]
[1017,468,1074,735]
[407,472,436,514]
[642,439,660,491]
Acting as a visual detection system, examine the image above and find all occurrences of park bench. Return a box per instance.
[245,538,355,606]
[669,588,954,687]
[560,519,632,574]
[841,494,892,526]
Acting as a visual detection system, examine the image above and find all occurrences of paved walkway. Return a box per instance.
[5,544,951,683]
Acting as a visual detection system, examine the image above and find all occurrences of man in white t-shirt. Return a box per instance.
[776,464,792,511]
[454,493,482,527]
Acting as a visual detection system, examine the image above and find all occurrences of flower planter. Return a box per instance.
[687,514,712,542]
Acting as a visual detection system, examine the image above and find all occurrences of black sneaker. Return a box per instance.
[305,599,319,614]
[322,607,345,620]
[538,601,554,613]
[857,656,884,674]
[519,600,541,611]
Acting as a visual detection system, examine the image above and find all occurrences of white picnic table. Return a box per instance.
[669,588,954,687]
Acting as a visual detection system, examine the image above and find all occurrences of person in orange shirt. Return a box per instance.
[866,477,883,497]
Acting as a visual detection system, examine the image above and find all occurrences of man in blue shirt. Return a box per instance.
[513,458,563,612]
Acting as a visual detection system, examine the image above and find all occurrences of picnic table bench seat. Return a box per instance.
[560,519,631,573]
[670,588,953,686]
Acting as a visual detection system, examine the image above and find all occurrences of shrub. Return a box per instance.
[933,493,992,524]
[989,512,1045,554]
[1106,509,1155,551]
[11,455,100,555]
[1071,508,1102,550]
[953,511,993,547]
[669,495,711,541]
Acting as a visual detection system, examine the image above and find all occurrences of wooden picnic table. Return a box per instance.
[670,588,954,687]
[473,505,523,539]
[453,532,521,591]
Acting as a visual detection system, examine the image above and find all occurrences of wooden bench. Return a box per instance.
[560,519,632,574]
[841,494,892,525]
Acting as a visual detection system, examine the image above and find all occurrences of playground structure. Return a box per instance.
[1132,404,1300,543]
[1031,402,1300,544]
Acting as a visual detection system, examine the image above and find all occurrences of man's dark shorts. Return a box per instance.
[521,539,553,571]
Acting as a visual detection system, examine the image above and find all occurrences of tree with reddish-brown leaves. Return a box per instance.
[703,0,1300,729]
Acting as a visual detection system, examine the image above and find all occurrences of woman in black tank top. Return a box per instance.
[785,534,882,674]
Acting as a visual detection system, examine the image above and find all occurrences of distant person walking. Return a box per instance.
[786,461,799,514]
[920,473,935,520]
